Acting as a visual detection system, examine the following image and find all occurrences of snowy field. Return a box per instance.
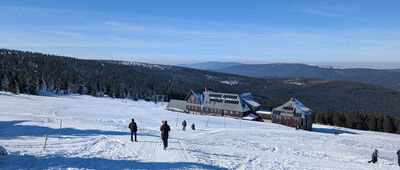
[0,92,399,169]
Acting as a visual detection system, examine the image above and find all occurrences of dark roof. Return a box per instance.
[202,91,251,112]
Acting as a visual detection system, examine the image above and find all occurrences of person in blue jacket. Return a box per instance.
[397,149,400,166]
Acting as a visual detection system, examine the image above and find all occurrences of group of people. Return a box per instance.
[181,120,195,131]
[368,149,400,166]
[128,119,196,150]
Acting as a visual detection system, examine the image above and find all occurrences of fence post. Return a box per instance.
[43,134,48,151]
[176,112,179,127]
[59,119,62,140]
[224,117,226,128]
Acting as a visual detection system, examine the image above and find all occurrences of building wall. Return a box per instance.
[256,113,272,120]
[272,115,302,128]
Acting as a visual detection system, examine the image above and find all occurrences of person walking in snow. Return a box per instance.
[191,123,195,130]
[182,120,187,131]
[368,149,378,163]
[160,120,171,150]
[128,119,137,142]
[397,149,400,166]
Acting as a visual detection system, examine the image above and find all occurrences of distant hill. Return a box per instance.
[177,62,242,70]
[209,63,400,91]
[1,49,400,117]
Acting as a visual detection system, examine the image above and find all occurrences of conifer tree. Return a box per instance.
[367,114,377,131]
[383,116,395,133]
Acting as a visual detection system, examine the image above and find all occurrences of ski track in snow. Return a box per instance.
[0,92,399,169]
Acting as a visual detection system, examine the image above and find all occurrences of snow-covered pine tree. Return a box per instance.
[9,78,20,94]
[39,77,47,95]
[47,81,54,94]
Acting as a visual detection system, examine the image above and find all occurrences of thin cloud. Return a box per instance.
[300,8,346,18]
[47,31,85,37]
[0,5,109,16]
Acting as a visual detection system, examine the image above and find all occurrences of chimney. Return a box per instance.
[290,97,294,101]
[205,87,207,92]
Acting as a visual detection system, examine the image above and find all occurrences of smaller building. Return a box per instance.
[166,99,187,112]
[271,98,313,130]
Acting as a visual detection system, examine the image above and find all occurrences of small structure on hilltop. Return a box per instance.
[166,88,261,119]
[271,98,313,130]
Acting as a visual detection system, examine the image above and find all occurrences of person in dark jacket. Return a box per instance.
[368,149,378,163]
[128,119,137,142]
[182,120,187,131]
[191,123,195,130]
[160,120,171,150]
[397,149,400,166]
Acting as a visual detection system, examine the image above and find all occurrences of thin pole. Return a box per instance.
[43,134,48,151]
[224,117,226,128]
[59,119,62,140]
[176,112,179,127]
[206,115,209,127]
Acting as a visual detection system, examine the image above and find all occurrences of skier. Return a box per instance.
[397,149,400,166]
[191,123,195,130]
[128,119,137,142]
[368,149,378,163]
[182,120,187,131]
[160,120,171,150]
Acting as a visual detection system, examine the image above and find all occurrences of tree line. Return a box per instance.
[0,49,399,134]
[314,112,400,134]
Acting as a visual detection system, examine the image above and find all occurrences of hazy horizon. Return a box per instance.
[176,61,400,69]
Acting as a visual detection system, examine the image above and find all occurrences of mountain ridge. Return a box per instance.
[181,62,400,91]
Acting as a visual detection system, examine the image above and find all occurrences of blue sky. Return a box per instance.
[1,0,400,68]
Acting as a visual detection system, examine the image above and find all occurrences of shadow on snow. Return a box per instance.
[1,154,227,170]
[0,120,158,139]
[311,127,358,135]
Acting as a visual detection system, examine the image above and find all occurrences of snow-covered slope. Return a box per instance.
[0,92,399,169]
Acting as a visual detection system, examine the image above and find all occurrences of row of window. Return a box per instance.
[209,93,223,98]
[273,110,302,118]
[224,100,239,104]
[210,98,223,103]
[223,95,238,99]
[186,105,240,115]
[283,106,294,111]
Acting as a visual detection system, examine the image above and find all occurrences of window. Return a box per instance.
[283,106,294,111]
[209,93,223,98]
[224,100,239,104]
[210,98,223,103]
[223,95,238,99]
